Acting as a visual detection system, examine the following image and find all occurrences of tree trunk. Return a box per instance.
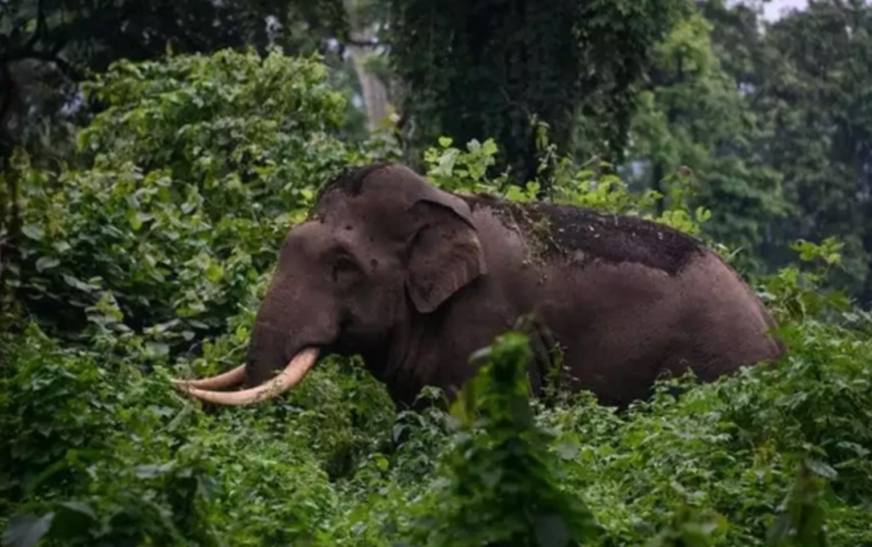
[348,29,390,132]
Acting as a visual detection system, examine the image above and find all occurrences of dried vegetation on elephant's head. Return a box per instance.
[313,161,395,205]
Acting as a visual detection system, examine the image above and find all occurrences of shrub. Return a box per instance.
[10,48,358,352]
[2,49,871,547]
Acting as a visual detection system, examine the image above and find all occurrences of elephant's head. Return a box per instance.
[173,162,488,405]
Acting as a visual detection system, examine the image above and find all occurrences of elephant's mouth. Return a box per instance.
[170,347,320,406]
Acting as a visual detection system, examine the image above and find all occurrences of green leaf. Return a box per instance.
[205,263,224,283]
[554,440,579,461]
[805,459,838,480]
[36,257,60,272]
[62,275,100,293]
[128,212,143,231]
[135,463,174,479]
[144,342,170,359]
[57,502,96,521]
[375,454,390,473]
[2,513,55,547]
[21,225,45,241]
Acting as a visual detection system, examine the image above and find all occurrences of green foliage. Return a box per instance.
[753,0,872,299]
[759,237,852,325]
[3,48,872,547]
[408,332,599,547]
[624,6,790,273]
[690,0,872,301]
[4,260,871,545]
[0,322,393,546]
[9,48,355,349]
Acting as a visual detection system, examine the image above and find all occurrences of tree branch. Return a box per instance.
[0,0,81,82]
[0,49,83,82]
[0,62,14,131]
[26,50,82,81]
[346,37,379,47]
[343,29,380,48]
[0,61,20,317]
[23,0,48,51]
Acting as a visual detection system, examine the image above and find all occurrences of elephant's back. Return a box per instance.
[668,250,785,375]
[460,194,707,278]
[458,193,782,404]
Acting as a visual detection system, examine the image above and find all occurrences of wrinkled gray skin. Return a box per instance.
[245,162,784,409]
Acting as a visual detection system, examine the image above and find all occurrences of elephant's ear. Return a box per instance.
[406,198,488,314]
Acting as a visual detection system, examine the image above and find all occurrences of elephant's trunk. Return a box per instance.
[171,347,319,406]
[173,241,337,405]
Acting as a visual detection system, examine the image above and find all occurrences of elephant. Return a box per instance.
[173,162,784,409]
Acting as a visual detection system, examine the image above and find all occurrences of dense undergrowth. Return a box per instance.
[1,49,871,546]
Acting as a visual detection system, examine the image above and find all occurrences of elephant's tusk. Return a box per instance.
[174,347,319,406]
[171,364,246,390]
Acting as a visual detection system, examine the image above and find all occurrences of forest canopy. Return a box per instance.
[1,1,871,546]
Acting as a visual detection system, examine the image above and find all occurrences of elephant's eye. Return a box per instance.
[332,255,360,283]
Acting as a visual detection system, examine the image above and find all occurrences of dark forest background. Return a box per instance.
[3,0,871,304]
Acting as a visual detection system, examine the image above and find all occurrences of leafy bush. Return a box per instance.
[0,324,379,546]
[9,48,360,350]
[406,332,600,547]
[3,50,871,547]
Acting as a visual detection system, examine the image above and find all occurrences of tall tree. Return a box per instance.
[752,0,872,300]
[623,7,789,273]
[341,0,394,133]
[386,0,691,185]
